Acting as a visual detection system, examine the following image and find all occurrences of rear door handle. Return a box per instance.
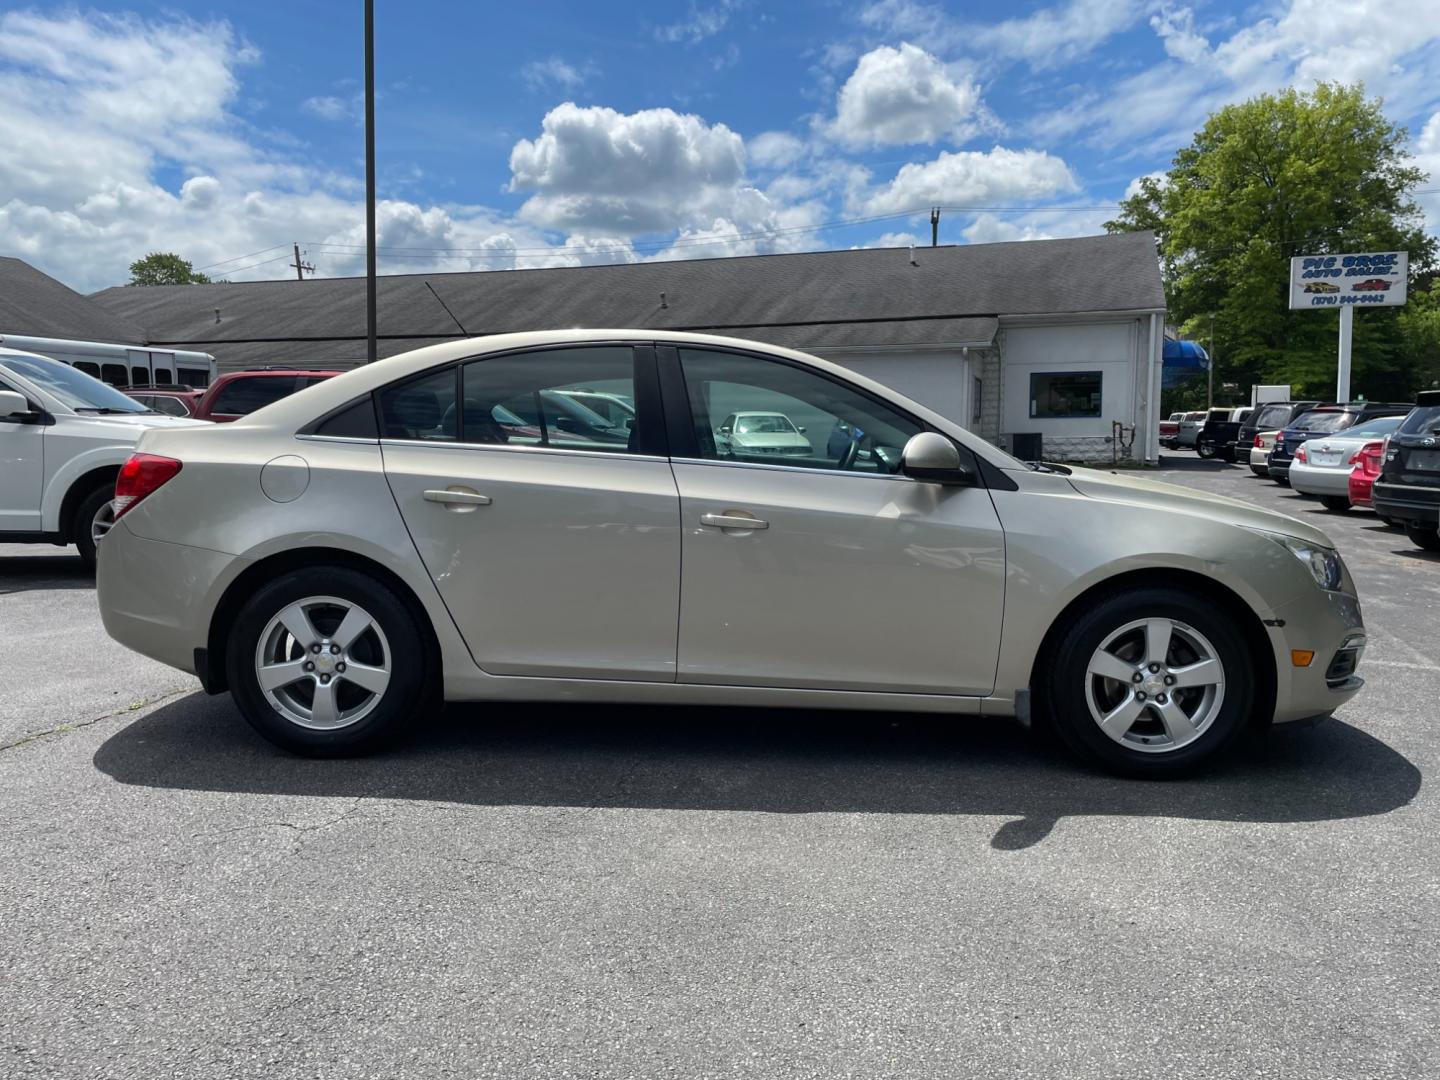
[423,488,491,506]
[700,512,768,530]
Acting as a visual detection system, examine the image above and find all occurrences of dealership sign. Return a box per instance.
[1289,250,1409,309]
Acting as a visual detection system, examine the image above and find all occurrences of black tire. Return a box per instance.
[226,567,435,756]
[1044,587,1255,779]
[1319,495,1351,513]
[1405,524,1440,552]
[1379,516,1398,528]
[1221,448,1237,464]
[72,483,114,572]
[1196,442,1216,459]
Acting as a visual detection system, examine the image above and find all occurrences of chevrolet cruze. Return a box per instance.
[97,331,1367,776]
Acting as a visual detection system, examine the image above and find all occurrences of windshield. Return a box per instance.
[1292,410,1351,433]
[736,414,796,434]
[0,353,148,413]
[1399,405,1440,435]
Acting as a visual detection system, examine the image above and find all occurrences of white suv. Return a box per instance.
[0,347,207,570]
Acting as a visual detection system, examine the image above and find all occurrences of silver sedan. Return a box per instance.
[97,330,1367,777]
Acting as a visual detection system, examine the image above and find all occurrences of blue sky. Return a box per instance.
[2,0,1439,291]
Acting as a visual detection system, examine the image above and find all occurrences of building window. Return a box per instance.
[1029,371,1102,419]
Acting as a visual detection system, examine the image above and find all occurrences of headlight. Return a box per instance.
[1259,532,1347,592]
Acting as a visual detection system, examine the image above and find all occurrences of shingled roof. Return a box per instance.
[0,257,149,345]
[87,232,1162,371]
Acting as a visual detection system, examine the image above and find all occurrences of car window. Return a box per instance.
[211,376,300,416]
[1253,404,1292,430]
[461,347,637,453]
[151,396,191,417]
[1292,410,1351,433]
[1,353,148,412]
[378,367,458,441]
[1399,405,1440,435]
[1345,416,1403,440]
[678,348,922,474]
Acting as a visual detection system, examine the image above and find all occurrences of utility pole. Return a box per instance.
[930,207,940,247]
[1337,304,1353,402]
[364,0,377,364]
[290,242,314,280]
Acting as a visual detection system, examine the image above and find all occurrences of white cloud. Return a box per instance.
[1149,5,1209,63]
[1414,110,1440,231]
[509,102,773,235]
[961,215,1055,244]
[301,94,355,122]
[748,131,806,169]
[830,43,983,148]
[858,146,1078,214]
[1123,170,1168,200]
[521,57,592,92]
[861,0,1148,70]
[655,1,744,44]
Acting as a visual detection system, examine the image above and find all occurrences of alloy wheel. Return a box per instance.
[1083,617,1226,754]
[254,595,392,730]
[90,501,115,547]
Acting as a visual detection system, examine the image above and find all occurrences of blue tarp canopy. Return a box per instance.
[1162,338,1209,388]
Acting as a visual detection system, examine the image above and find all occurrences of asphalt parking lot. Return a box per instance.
[1,458,1436,1079]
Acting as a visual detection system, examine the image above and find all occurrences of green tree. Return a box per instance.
[1108,84,1436,401]
[1399,278,1440,391]
[127,252,212,286]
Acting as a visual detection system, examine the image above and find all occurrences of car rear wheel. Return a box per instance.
[226,568,433,755]
[1045,588,1254,778]
[1196,442,1216,459]
[73,482,115,572]
[1405,524,1440,552]
[1320,495,1351,513]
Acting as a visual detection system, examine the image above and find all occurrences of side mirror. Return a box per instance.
[0,390,35,422]
[797,425,807,433]
[901,432,972,486]
[719,425,732,434]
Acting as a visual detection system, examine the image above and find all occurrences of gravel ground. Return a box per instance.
[0,459,1435,1079]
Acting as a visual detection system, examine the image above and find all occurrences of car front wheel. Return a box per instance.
[73,482,115,572]
[226,568,433,755]
[1045,588,1254,778]
[1405,524,1440,552]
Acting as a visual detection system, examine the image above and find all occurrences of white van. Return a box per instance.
[0,334,216,390]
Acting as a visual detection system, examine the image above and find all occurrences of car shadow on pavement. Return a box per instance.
[1153,456,1236,473]
[92,693,1422,851]
[0,553,92,593]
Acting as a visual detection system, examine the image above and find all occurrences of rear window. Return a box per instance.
[1292,410,1352,433]
[1399,406,1440,435]
[1253,404,1293,430]
[1345,416,1403,440]
[210,375,299,416]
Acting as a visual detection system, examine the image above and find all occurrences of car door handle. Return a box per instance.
[423,488,491,506]
[700,512,768,530]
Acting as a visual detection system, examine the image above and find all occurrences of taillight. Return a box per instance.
[1295,445,1307,463]
[113,453,182,520]
[1254,435,1264,448]
[1355,440,1385,477]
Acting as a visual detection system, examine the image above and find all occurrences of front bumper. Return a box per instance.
[1265,587,1366,724]
[1372,480,1440,528]
[97,520,248,677]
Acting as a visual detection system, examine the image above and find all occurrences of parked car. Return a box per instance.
[1268,402,1412,484]
[97,330,1367,779]
[1249,430,1281,477]
[1372,391,1440,551]
[1235,400,1320,464]
[715,411,811,457]
[1196,407,1252,461]
[1174,411,1206,449]
[0,348,207,569]
[1158,413,1181,449]
[1347,441,1388,517]
[191,368,343,422]
[124,386,205,418]
[1352,279,1393,292]
[1288,416,1405,512]
[1303,282,1340,294]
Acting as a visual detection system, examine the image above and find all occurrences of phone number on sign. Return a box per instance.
[1308,294,1389,306]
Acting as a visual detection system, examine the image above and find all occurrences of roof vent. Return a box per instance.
[908,244,917,266]
[214,308,221,323]
[660,291,668,309]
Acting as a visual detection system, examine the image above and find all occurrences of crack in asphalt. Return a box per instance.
[0,685,193,755]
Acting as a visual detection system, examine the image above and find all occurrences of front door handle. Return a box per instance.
[424,488,491,506]
[700,512,768,530]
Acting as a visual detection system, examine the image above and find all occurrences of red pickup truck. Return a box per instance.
[126,368,342,422]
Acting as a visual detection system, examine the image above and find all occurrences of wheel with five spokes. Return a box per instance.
[227,568,432,755]
[1045,587,1254,777]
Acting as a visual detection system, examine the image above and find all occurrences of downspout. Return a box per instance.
[1146,313,1161,465]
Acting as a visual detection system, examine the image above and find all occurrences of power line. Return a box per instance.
[195,243,291,272]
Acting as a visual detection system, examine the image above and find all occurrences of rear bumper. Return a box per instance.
[1372,481,1440,527]
[97,521,247,677]
[1267,458,1292,479]
[1288,462,1350,496]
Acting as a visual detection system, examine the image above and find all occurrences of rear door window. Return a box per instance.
[1399,406,1440,436]
[1292,410,1352,433]
[1253,404,1292,431]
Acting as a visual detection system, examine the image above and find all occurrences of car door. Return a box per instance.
[0,374,45,532]
[661,345,1006,696]
[380,344,682,681]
